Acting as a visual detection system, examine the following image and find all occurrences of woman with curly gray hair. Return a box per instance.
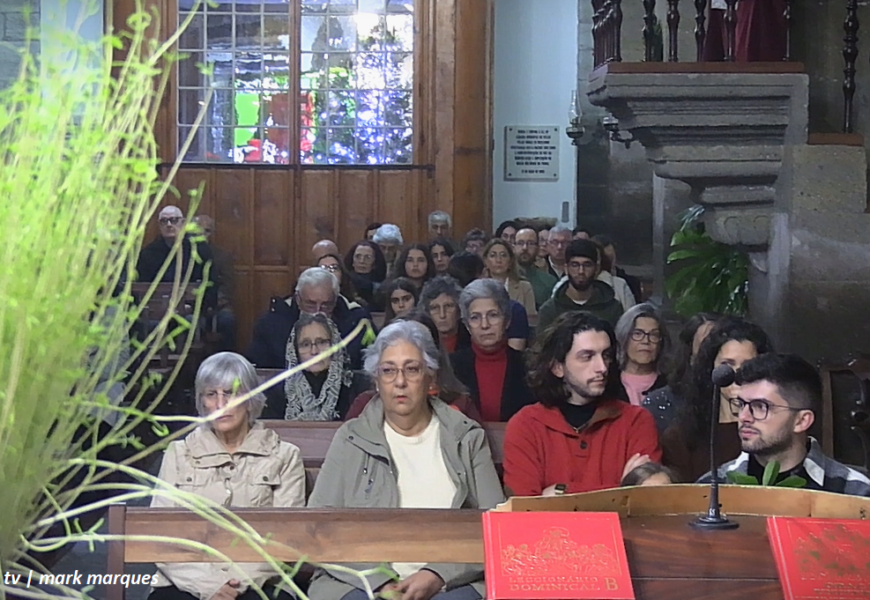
[149,352,305,600]
[308,320,504,600]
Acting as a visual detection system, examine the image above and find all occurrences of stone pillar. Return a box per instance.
[585,64,809,345]
[652,175,694,302]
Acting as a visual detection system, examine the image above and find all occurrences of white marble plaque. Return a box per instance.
[504,126,559,181]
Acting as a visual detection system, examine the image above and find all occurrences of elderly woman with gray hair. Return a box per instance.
[449,279,534,422]
[307,321,505,600]
[149,352,305,600]
[615,303,671,406]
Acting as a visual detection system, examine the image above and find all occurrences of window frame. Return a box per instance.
[167,0,427,167]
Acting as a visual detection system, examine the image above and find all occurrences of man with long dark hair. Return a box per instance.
[502,312,660,496]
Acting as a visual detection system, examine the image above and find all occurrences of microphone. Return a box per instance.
[712,364,736,388]
[690,364,740,530]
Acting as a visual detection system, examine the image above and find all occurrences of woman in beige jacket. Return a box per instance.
[481,239,536,318]
[149,352,306,600]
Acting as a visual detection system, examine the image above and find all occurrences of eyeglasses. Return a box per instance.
[549,239,569,247]
[467,310,504,328]
[298,296,337,314]
[376,361,425,382]
[631,329,662,344]
[298,338,332,353]
[320,264,340,273]
[159,216,183,226]
[728,397,805,420]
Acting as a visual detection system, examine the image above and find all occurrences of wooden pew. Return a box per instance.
[101,494,798,600]
[104,487,870,600]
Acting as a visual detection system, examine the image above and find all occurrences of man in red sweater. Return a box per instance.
[503,311,661,496]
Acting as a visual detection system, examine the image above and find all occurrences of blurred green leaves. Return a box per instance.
[665,205,749,317]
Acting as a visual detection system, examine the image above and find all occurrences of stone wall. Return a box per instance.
[0,0,39,89]
[576,0,654,268]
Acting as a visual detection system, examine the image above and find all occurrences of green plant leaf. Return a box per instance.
[726,472,760,485]
[776,476,808,488]
[762,461,781,486]
[667,249,704,263]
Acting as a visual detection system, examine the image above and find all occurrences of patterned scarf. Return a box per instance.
[284,319,353,421]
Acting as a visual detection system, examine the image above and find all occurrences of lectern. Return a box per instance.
[494,484,870,599]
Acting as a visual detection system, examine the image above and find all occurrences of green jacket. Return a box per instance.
[520,265,559,309]
[306,397,505,600]
[537,278,624,334]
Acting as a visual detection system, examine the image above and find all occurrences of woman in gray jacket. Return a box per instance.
[308,321,505,600]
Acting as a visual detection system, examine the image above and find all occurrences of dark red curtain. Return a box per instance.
[704,1,787,62]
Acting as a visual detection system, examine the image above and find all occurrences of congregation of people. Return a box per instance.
[137,206,870,600]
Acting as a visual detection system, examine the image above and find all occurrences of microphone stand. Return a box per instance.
[690,372,739,531]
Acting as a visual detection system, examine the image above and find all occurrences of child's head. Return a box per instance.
[620,462,676,487]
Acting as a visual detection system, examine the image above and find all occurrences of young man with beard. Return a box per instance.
[700,353,870,496]
[514,227,557,309]
[536,239,623,334]
[503,312,661,496]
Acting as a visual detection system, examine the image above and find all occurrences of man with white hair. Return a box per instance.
[546,224,573,279]
[428,210,452,241]
[136,205,217,308]
[372,223,403,280]
[246,267,372,370]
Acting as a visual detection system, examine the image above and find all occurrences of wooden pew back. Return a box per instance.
[105,504,788,600]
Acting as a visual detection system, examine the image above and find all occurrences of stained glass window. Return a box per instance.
[177,0,415,165]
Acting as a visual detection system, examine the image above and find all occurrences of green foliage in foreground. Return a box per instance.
[726,461,808,488]
[665,205,749,318]
[0,3,384,599]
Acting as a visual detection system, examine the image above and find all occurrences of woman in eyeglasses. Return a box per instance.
[614,303,671,406]
[307,320,504,600]
[266,312,370,421]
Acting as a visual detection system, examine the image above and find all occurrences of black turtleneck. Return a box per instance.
[559,402,597,430]
[303,370,329,397]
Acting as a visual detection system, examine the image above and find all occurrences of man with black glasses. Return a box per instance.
[136,205,217,309]
[699,353,870,496]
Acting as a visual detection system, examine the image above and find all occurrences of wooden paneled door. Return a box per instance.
[125,0,493,351]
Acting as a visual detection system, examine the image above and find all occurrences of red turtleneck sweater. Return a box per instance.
[441,331,458,354]
[473,342,508,421]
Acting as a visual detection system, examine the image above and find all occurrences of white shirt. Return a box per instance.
[711,0,728,9]
[597,271,637,311]
[384,414,457,580]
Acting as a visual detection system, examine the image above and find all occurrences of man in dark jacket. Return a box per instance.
[136,205,217,308]
[246,267,373,370]
[537,239,623,335]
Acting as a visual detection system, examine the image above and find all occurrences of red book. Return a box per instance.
[481,511,635,600]
[767,516,870,599]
